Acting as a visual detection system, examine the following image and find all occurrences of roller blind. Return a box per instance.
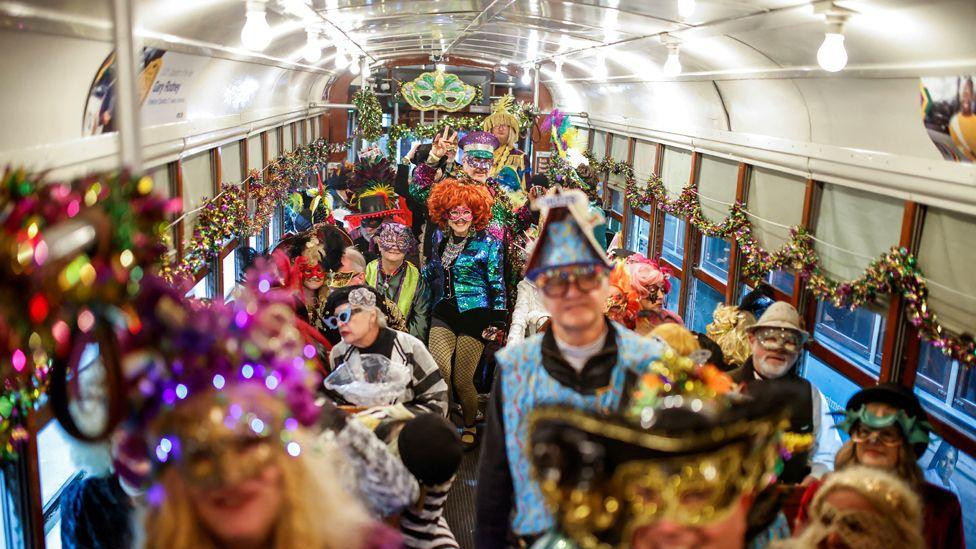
[608,135,629,190]
[917,207,976,334]
[283,123,294,152]
[696,155,739,224]
[813,184,903,281]
[267,129,280,160]
[306,119,314,142]
[745,167,806,252]
[574,126,590,151]
[633,141,656,181]
[591,130,607,156]
[660,146,692,198]
[147,164,170,197]
[220,141,243,186]
[181,151,214,247]
[247,135,263,172]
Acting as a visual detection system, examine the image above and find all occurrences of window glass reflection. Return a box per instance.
[813,301,885,376]
[688,278,723,334]
[662,214,685,267]
[626,215,650,254]
[699,236,730,281]
[664,277,681,315]
[767,269,795,295]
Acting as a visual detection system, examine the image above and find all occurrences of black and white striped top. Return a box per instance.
[400,478,459,549]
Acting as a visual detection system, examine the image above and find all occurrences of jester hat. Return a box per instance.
[525,189,611,281]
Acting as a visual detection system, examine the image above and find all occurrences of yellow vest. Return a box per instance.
[365,260,420,319]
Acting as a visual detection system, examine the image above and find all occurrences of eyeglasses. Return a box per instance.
[754,328,801,353]
[537,268,605,298]
[323,307,363,329]
[448,208,473,222]
[850,424,903,446]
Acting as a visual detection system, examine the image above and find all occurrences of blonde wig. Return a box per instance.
[706,305,756,367]
[650,323,700,357]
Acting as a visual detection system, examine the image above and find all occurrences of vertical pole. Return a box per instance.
[110,0,142,172]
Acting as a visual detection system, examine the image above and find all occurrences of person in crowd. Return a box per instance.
[116,278,400,549]
[778,466,925,549]
[396,141,455,261]
[949,76,976,161]
[728,301,842,484]
[707,284,776,370]
[475,190,665,549]
[346,155,408,263]
[334,246,368,287]
[524,352,795,549]
[364,222,430,342]
[507,245,548,344]
[795,383,966,549]
[605,253,681,333]
[397,413,464,549]
[481,94,527,187]
[323,285,448,422]
[423,177,506,448]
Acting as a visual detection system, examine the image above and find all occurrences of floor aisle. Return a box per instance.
[443,446,480,549]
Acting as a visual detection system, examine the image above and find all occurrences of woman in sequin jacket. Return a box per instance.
[423,177,506,447]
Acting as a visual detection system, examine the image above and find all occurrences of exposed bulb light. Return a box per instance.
[677,0,696,19]
[663,46,682,76]
[521,66,532,86]
[241,0,272,51]
[817,32,848,72]
[301,29,321,62]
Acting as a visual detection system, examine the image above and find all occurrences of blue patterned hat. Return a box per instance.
[526,190,611,280]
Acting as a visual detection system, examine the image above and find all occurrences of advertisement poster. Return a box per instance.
[920,76,976,162]
[82,48,205,135]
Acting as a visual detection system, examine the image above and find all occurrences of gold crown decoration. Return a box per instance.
[483,93,521,133]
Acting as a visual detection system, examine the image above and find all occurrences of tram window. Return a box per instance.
[608,188,624,214]
[914,344,976,439]
[916,206,976,341]
[767,269,795,295]
[956,366,976,418]
[180,151,215,248]
[187,272,213,300]
[220,141,243,185]
[814,184,902,281]
[916,344,954,399]
[661,214,685,267]
[797,352,859,420]
[632,141,656,214]
[222,249,237,301]
[687,278,723,334]
[1,469,9,549]
[916,436,976,544]
[605,216,622,247]
[664,277,681,315]
[590,131,607,156]
[38,423,80,510]
[283,123,294,152]
[745,167,806,252]
[813,300,885,376]
[626,215,650,254]
[574,127,590,149]
[267,129,280,159]
[699,236,730,281]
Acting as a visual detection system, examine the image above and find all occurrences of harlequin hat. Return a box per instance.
[525,189,611,281]
[459,130,500,160]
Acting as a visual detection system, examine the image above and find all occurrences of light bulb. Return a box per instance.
[334,49,348,69]
[301,30,321,62]
[436,63,446,72]
[241,2,272,51]
[521,67,532,86]
[817,32,848,72]
[677,0,696,19]
[663,48,682,76]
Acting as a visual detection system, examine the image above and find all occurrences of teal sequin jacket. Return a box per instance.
[422,228,507,314]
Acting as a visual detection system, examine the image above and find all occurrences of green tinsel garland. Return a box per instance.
[353,88,383,142]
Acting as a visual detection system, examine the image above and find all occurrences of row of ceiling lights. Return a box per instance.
[239,0,852,81]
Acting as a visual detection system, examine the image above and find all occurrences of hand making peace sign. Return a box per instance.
[431,127,458,158]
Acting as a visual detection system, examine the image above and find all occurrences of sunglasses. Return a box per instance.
[448,208,473,222]
[537,268,604,298]
[323,307,363,329]
[754,328,801,353]
[850,424,903,446]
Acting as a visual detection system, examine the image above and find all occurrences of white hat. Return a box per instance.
[745,301,809,343]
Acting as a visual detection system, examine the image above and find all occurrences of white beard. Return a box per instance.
[756,356,795,378]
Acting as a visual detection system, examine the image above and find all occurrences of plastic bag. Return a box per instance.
[323,353,410,407]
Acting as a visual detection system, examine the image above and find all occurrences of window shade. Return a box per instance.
[247,135,263,172]
[220,141,243,185]
[660,146,692,198]
[591,130,607,156]
[746,167,807,252]
[574,126,590,150]
[633,141,656,181]
[917,207,976,335]
[283,124,294,152]
[813,184,903,281]
[696,155,739,223]
[147,165,170,197]
[181,151,214,247]
[267,129,280,159]
[609,134,629,162]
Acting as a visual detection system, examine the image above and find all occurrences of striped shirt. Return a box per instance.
[400,479,459,549]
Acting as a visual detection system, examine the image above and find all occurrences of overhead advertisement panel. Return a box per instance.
[921,76,976,162]
[82,48,207,135]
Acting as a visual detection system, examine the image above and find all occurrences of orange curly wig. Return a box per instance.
[427,178,494,231]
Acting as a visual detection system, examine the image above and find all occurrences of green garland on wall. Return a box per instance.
[353,88,383,142]
[557,147,975,367]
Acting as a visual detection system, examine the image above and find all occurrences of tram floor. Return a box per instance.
[444,439,480,549]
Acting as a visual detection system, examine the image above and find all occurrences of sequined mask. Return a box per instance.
[400,70,478,112]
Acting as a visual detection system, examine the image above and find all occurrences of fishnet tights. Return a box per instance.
[429,326,484,427]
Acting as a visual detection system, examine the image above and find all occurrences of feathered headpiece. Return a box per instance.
[483,94,522,144]
[346,156,405,221]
